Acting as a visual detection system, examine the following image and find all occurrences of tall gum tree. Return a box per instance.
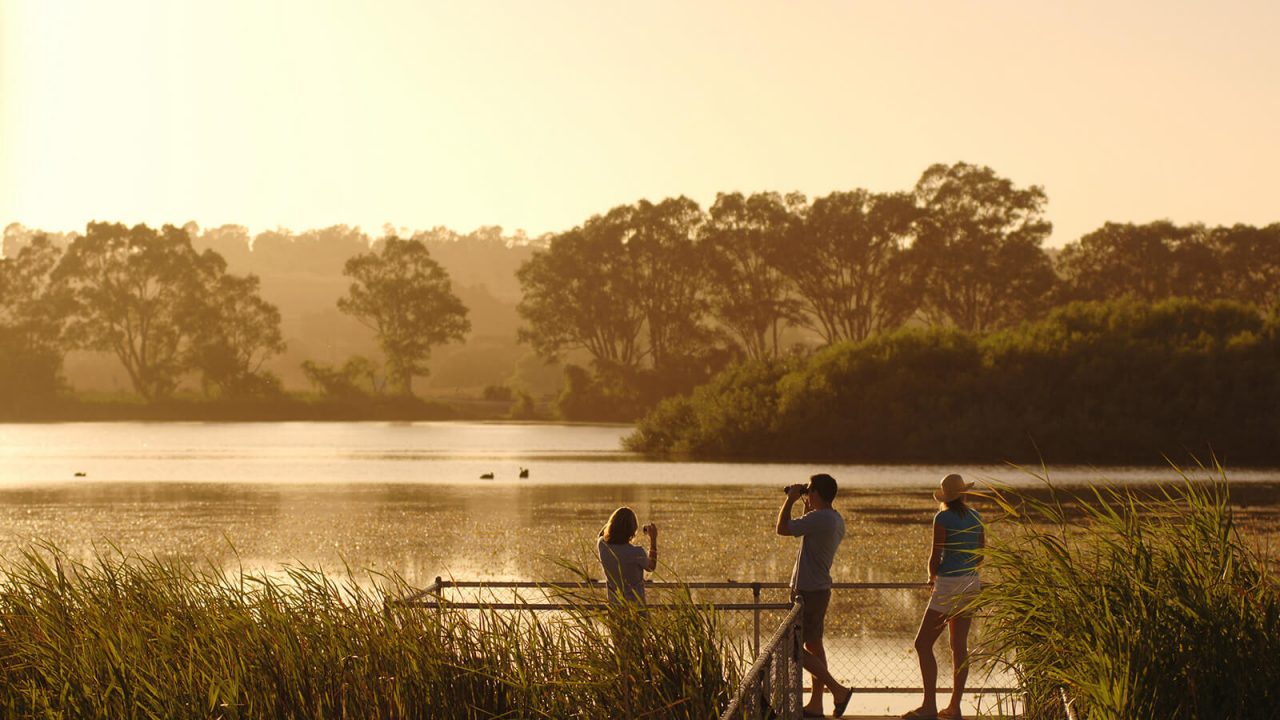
[1211,223,1280,313]
[516,206,646,367]
[53,222,203,401]
[183,253,287,397]
[0,235,68,405]
[782,189,921,344]
[338,236,470,396]
[702,191,804,360]
[1056,221,1221,303]
[912,162,1056,333]
[626,196,713,371]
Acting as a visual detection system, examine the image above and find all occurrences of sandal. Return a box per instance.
[832,688,853,718]
[901,709,937,720]
[937,709,963,720]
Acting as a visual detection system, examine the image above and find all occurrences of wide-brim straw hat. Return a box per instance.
[933,473,975,503]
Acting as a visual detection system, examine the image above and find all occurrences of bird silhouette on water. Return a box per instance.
[479,472,494,479]
[518,467,529,479]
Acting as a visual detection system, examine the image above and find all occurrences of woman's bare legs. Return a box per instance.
[939,614,973,718]
[908,608,948,716]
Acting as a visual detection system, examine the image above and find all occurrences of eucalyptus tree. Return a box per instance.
[1056,221,1204,302]
[782,189,921,344]
[53,222,286,401]
[183,255,286,397]
[1211,223,1280,313]
[517,205,647,368]
[703,191,804,360]
[0,235,66,346]
[53,222,206,400]
[626,196,713,371]
[0,235,68,404]
[912,162,1056,332]
[338,236,470,396]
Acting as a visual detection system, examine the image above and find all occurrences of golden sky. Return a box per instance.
[2,0,1277,245]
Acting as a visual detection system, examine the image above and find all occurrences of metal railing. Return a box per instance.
[719,598,805,720]
[394,578,1019,699]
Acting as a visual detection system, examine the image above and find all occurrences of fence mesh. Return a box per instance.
[719,601,804,720]
[411,580,1017,695]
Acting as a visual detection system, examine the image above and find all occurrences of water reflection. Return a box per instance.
[0,422,1276,586]
[0,481,929,587]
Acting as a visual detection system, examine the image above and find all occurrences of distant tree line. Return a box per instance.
[5,159,1278,426]
[626,298,1280,464]
[515,161,1280,420]
[0,224,468,413]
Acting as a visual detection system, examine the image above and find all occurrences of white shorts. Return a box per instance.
[928,575,981,616]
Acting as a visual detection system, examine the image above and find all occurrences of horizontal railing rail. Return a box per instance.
[394,577,1020,698]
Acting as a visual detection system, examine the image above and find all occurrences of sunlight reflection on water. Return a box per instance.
[0,420,1276,588]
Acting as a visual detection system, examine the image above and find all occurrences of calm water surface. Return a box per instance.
[0,421,1275,587]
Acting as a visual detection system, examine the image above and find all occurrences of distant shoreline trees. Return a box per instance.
[516,162,1056,419]
[515,161,1279,422]
[53,222,287,401]
[0,222,288,407]
[3,159,1278,427]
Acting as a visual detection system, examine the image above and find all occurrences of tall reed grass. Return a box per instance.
[0,548,739,719]
[977,470,1280,720]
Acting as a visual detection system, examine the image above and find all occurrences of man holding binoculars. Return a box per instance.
[777,473,853,718]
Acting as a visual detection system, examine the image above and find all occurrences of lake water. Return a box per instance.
[1,421,1275,587]
[2,421,1275,709]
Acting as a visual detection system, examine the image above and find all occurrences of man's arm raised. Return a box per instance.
[776,485,805,536]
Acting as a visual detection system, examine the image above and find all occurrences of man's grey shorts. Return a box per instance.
[794,589,831,645]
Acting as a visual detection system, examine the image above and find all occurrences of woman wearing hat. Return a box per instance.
[902,473,984,720]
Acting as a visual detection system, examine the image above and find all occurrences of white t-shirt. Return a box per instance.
[598,538,648,603]
[788,508,845,591]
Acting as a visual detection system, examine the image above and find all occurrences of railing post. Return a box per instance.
[752,582,761,657]
[792,596,804,720]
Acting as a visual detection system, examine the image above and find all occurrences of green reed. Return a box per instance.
[976,468,1280,720]
[0,548,739,719]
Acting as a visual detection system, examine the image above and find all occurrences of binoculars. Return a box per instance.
[781,484,810,494]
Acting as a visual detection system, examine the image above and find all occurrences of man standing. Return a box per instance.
[778,473,853,718]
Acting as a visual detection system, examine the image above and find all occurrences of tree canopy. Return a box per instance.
[913,162,1056,332]
[338,237,470,396]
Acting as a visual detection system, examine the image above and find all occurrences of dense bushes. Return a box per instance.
[627,298,1280,464]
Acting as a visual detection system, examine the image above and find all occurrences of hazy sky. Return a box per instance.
[3,1,1277,246]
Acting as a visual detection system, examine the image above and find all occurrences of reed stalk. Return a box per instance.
[0,547,739,719]
[976,467,1280,720]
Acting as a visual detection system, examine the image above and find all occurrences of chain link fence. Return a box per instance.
[400,579,1018,701]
